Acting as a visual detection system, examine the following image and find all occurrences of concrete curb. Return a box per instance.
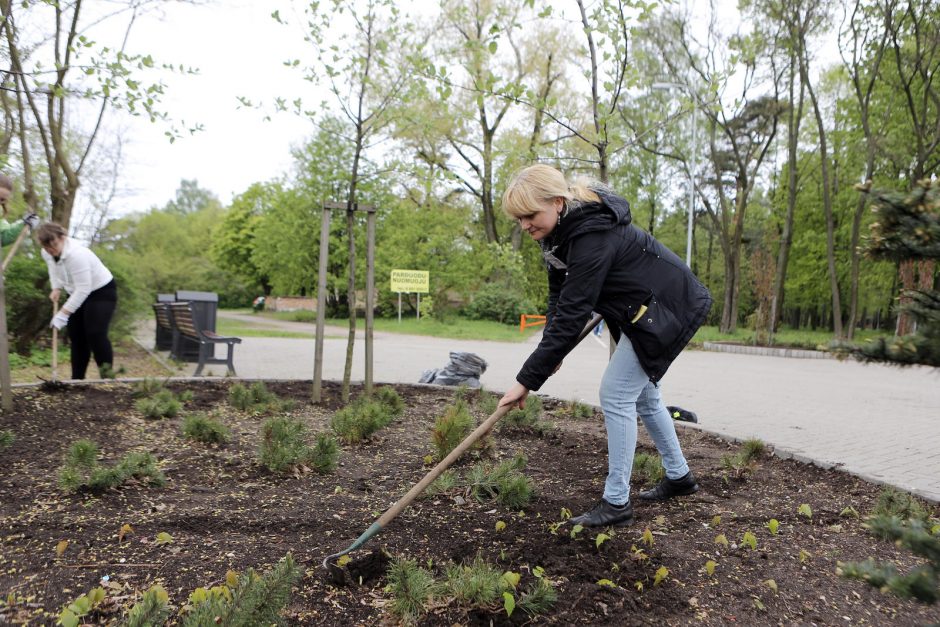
[702,341,835,359]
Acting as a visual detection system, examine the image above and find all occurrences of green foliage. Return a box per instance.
[632,452,665,484]
[432,399,474,460]
[561,399,594,419]
[58,442,164,494]
[57,586,106,627]
[182,413,230,445]
[444,554,505,607]
[855,180,940,366]
[463,282,536,324]
[99,181,254,308]
[372,385,405,417]
[468,454,533,509]
[4,256,57,354]
[477,390,499,416]
[124,585,171,627]
[228,382,291,414]
[259,417,312,473]
[517,577,557,615]
[840,516,940,604]
[502,395,546,432]
[131,378,165,398]
[871,488,930,524]
[330,397,397,444]
[0,429,14,450]
[426,469,459,495]
[182,554,300,626]
[720,438,766,477]
[310,433,340,474]
[65,439,99,469]
[135,389,183,419]
[386,558,437,624]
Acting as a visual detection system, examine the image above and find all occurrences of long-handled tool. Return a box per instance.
[322,313,604,582]
[51,301,59,382]
[1,226,30,272]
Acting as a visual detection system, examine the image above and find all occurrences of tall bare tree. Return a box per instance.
[1,0,187,226]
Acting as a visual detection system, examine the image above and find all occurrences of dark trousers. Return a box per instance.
[67,280,117,379]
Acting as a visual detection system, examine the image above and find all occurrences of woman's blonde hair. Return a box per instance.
[35,222,67,246]
[502,164,600,218]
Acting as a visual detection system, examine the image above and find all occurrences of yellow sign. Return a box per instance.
[390,269,429,293]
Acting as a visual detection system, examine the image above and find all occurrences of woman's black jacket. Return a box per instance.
[516,189,712,391]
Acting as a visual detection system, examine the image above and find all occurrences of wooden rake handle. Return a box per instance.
[1,226,30,272]
[324,313,605,567]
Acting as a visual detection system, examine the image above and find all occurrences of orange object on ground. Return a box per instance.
[520,314,547,332]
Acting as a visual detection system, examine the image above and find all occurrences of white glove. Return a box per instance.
[51,312,69,330]
[23,213,40,230]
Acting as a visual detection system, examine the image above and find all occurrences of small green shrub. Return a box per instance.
[65,439,99,468]
[445,554,505,607]
[872,487,930,524]
[260,417,309,472]
[562,399,593,419]
[468,454,533,509]
[720,438,766,477]
[463,282,536,324]
[502,395,547,432]
[58,442,165,493]
[739,438,766,463]
[633,452,665,484]
[426,469,459,496]
[310,433,340,474]
[124,585,171,627]
[259,418,337,474]
[131,377,165,398]
[182,413,230,445]
[229,381,291,414]
[477,390,499,416]
[0,429,14,449]
[518,577,558,616]
[182,554,300,626]
[135,389,183,419]
[373,385,405,417]
[433,400,474,460]
[387,558,437,624]
[331,398,396,444]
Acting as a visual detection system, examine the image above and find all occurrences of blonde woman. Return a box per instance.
[498,164,712,527]
[36,222,117,379]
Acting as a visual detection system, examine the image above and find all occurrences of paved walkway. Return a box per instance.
[136,313,940,502]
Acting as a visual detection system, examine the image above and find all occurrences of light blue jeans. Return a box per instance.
[598,335,690,505]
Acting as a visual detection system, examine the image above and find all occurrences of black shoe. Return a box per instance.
[637,471,699,502]
[570,499,634,527]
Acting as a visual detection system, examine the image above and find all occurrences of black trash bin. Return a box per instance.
[154,293,175,350]
[174,291,219,362]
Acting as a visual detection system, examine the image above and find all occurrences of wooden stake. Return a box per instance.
[365,208,376,395]
[313,205,332,402]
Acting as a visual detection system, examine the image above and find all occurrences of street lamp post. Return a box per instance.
[652,82,696,267]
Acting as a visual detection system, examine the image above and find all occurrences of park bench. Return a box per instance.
[168,301,241,376]
[152,302,177,352]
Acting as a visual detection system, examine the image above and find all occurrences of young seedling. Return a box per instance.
[741,531,758,550]
[0,429,15,449]
[181,413,230,445]
[797,503,813,519]
[766,519,780,535]
[653,566,669,586]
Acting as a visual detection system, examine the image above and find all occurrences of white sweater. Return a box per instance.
[41,238,114,314]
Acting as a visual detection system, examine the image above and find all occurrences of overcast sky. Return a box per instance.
[81,1,318,222]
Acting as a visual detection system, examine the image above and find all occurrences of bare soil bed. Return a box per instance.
[1,380,938,625]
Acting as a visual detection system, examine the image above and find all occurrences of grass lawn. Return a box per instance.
[233,308,540,343]
[226,308,892,349]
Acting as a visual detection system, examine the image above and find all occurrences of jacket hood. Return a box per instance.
[545,188,632,250]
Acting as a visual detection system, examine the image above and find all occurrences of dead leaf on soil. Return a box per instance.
[55,540,68,557]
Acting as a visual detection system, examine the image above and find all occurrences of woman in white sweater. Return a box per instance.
[36,223,117,379]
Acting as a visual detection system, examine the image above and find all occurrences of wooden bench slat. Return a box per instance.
[165,301,241,376]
